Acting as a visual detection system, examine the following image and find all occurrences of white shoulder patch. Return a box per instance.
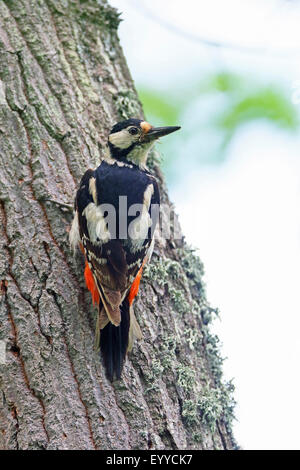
[143,184,154,210]
[128,184,154,249]
[83,202,111,244]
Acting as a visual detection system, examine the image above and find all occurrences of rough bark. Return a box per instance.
[0,0,236,450]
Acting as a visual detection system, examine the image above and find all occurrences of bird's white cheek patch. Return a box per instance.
[83,202,111,244]
[109,129,134,149]
[69,211,80,252]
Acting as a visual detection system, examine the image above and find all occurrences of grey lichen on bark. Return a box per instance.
[0,0,236,450]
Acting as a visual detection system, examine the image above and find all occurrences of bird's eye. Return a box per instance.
[128,127,139,135]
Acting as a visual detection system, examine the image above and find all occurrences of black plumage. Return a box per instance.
[75,160,159,380]
[100,297,130,381]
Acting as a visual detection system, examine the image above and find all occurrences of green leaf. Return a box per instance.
[218,87,298,132]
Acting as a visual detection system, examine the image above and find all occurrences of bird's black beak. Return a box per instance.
[143,126,181,142]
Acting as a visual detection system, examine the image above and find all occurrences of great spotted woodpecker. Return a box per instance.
[69,118,180,380]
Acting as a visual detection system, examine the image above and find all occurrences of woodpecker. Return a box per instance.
[69,118,180,380]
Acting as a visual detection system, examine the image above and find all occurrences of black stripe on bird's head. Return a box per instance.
[108,118,180,167]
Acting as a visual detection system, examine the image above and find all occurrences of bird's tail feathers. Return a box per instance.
[99,297,130,381]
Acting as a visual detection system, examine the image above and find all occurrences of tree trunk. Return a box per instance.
[0,0,236,450]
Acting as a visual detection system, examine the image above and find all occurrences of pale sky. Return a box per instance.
[110,0,300,450]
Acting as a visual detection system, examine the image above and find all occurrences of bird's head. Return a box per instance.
[107,118,180,167]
